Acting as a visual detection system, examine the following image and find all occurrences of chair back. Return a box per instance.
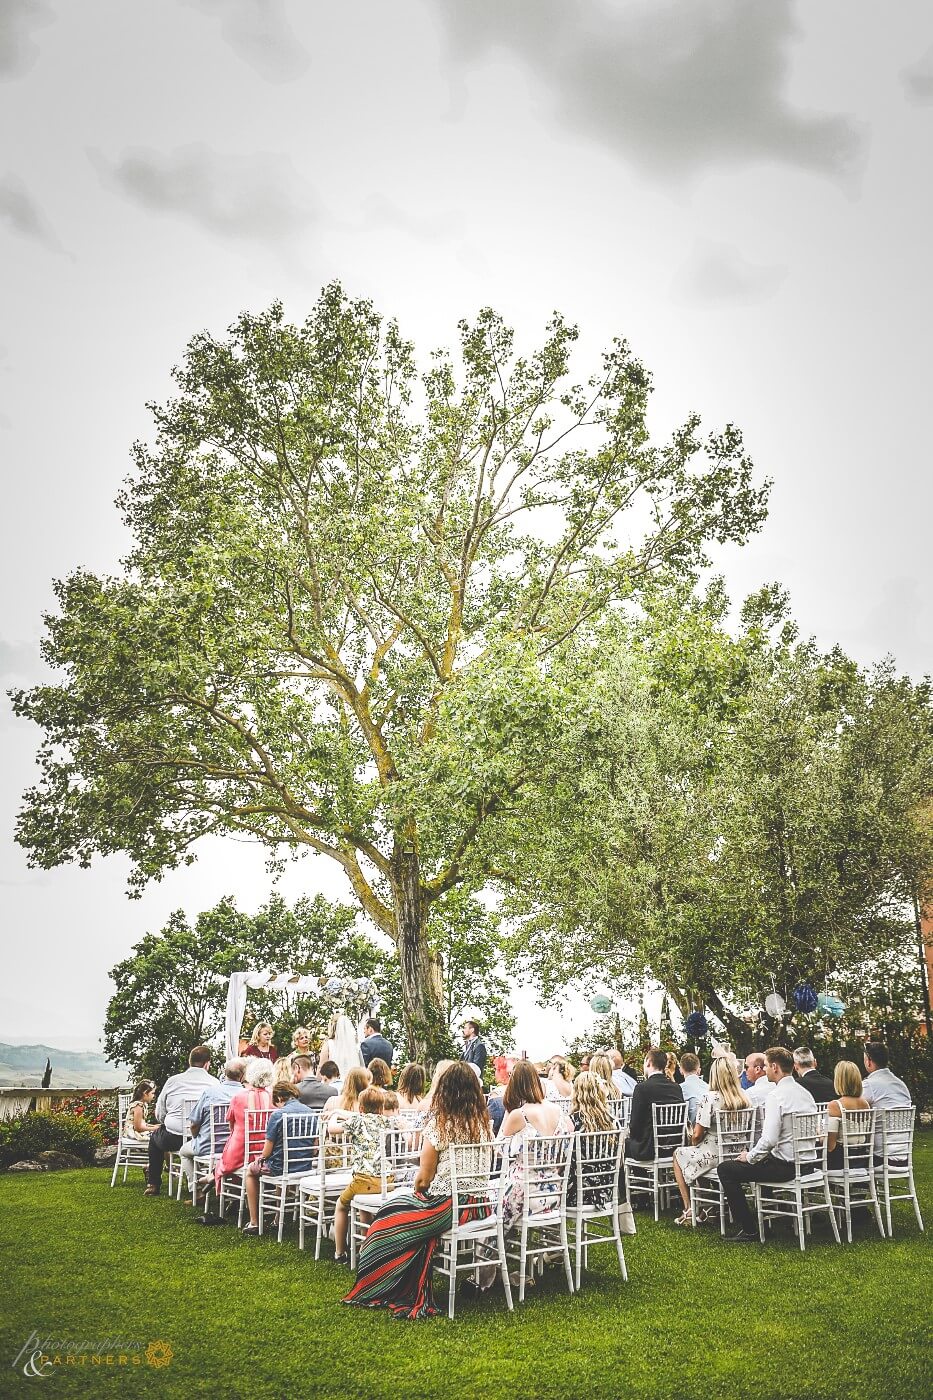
[607,1097,629,1130]
[447,1139,496,1235]
[280,1111,320,1175]
[382,1121,423,1188]
[714,1106,757,1163]
[243,1108,272,1167]
[652,1101,688,1158]
[519,1133,574,1217]
[573,1129,623,1212]
[789,1110,824,1170]
[836,1107,875,1173]
[206,1102,232,1155]
[879,1105,915,1166]
[180,1096,200,1143]
[117,1093,133,1137]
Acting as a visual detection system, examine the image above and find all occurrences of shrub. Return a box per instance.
[0,1111,104,1168]
[57,1092,121,1146]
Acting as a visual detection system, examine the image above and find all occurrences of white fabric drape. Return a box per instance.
[224,970,330,1061]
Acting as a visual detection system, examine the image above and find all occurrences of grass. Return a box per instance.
[1,1140,932,1400]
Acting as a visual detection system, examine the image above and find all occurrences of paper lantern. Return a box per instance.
[590,993,613,1014]
[764,991,786,1018]
[817,993,846,1018]
[792,983,818,1014]
[684,1011,709,1039]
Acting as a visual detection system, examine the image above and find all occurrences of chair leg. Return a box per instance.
[448,1243,457,1320]
[110,1148,121,1188]
[756,1188,766,1244]
[574,1214,584,1291]
[560,1215,574,1294]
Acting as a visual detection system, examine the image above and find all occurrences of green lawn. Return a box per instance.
[2,1139,932,1400]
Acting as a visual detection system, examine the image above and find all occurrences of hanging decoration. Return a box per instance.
[817,993,846,1018]
[764,974,786,1019]
[792,983,819,1014]
[684,1010,709,1039]
[590,993,613,1014]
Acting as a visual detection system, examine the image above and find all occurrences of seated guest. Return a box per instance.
[679,1053,709,1128]
[825,1060,870,1169]
[672,1057,749,1224]
[360,1017,394,1069]
[323,1066,372,1125]
[344,1063,492,1319]
[420,1059,457,1112]
[665,1052,684,1085]
[180,1057,246,1195]
[793,1047,836,1103]
[329,1086,391,1262]
[486,1088,506,1135]
[625,1048,686,1163]
[146,1046,217,1198]
[578,1055,591,1074]
[609,1050,637,1097]
[396,1062,427,1111]
[567,1070,616,1209]
[273,1055,296,1088]
[545,1056,574,1101]
[743,1052,774,1105]
[214,1058,275,1195]
[298,1059,341,1110]
[716,1046,817,1243]
[589,1052,622,1102]
[243,1022,278,1062]
[242,1082,317,1234]
[368,1057,393,1090]
[861,1041,912,1158]
[123,1080,157,1141]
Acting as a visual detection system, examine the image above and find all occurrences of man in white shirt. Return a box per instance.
[862,1041,912,1158]
[743,1052,774,1106]
[146,1046,217,1197]
[610,1049,637,1097]
[717,1046,817,1242]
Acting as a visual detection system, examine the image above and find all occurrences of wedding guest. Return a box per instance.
[546,1056,575,1101]
[273,1056,295,1088]
[665,1052,684,1085]
[679,1053,709,1128]
[368,1057,393,1089]
[361,1017,394,1069]
[298,1060,341,1110]
[566,1071,617,1209]
[625,1049,684,1165]
[793,1047,836,1103]
[743,1052,773,1105]
[494,1060,570,1283]
[214,1058,275,1194]
[671,1056,749,1224]
[123,1080,157,1140]
[145,1047,216,1197]
[244,1023,278,1063]
[717,1046,818,1243]
[825,1060,871,1169]
[486,1087,506,1135]
[344,1063,492,1319]
[180,1057,246,1195]
[589,1053,622,1101]
[242,1082,316,1234]
[329,1086,391,1262]
[322,1065,372,1164]
[287,1026,316,1070]
[396,1063,427,1111]
[461,1020,488,1074]
[609,1050,637,1097]
[861,1041,912,1157]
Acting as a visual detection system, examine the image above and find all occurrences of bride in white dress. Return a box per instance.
[320,1012,363,1080]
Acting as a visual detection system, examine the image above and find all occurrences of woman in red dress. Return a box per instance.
[243,1022,278,1062]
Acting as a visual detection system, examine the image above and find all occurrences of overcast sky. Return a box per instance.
[1,0,931,1058]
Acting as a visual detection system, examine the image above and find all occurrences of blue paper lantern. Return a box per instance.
[684,1011,709,1039]
[817,993,846,1018]
[792,983,818,1014]
[590,994,613,1014]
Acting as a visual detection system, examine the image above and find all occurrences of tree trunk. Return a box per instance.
[391,845,450,1064]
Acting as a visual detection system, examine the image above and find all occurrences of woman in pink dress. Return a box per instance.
[214,1059,275,1192]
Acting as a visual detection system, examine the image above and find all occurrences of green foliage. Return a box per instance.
[0,1111,103,1168]
[11,284,768,1056]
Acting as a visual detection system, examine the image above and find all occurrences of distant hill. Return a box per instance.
[0,1043,127,1089]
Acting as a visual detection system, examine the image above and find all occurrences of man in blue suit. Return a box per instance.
[360,1017,394,1068]
[460,1020,487,1074]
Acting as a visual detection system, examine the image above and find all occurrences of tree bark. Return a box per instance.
[391,844,450,1063]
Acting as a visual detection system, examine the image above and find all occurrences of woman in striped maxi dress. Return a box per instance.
[343,1062,492,1320]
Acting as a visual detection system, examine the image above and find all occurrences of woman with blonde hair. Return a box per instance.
[323,1065,372,1123]
[589,1052,622,1101]
[825,1061,870,1169]
[546,1056,574,1101]
[671,1055,749,1224]
[566,1070,617,1210]
[288,1026,315,1069]
[243,1022,278,1063]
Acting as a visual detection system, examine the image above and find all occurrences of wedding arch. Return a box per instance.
[224,970,378,1061]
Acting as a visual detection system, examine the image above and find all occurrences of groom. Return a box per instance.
[360,1017,394,1068]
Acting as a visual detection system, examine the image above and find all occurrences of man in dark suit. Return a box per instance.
[624,1047,684,1162]
[360,1018,394,1068]
[460,1020,488,1074]
[793,1047,835,1102]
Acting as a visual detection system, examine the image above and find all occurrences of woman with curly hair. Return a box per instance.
[344,1062,492,1320]
[589,1052,622,1101]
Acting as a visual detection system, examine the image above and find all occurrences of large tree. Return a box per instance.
[12,283,768,1058]
[503,584,933,1049]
